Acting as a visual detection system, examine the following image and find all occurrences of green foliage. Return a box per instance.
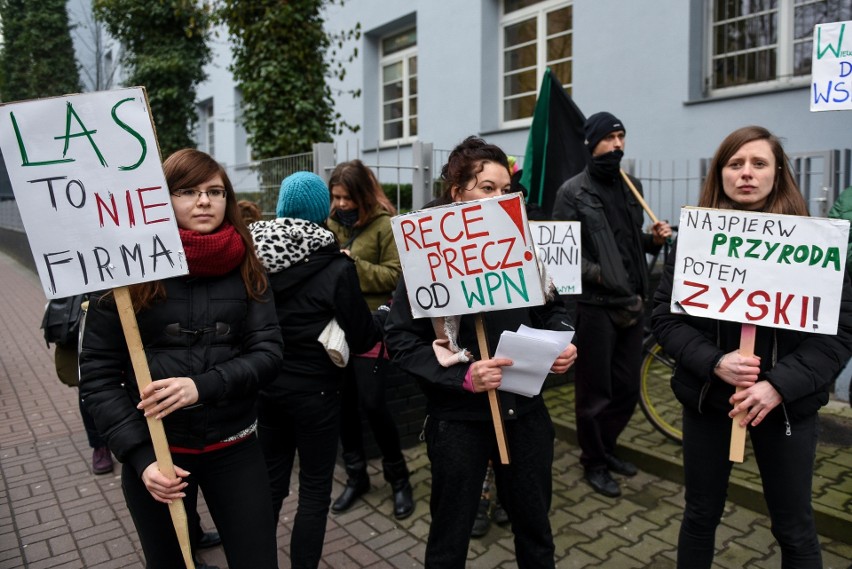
[0,0,82,102]
[216,0,360,159]
[94,0,212,158]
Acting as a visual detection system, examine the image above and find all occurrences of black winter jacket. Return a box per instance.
[385,279,574,421]
[652,241,852,421]
[79,272,284,477]
[250,218,381,396]
[552,168,661,306]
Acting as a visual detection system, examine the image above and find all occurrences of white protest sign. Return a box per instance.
[811,20,852,112]
[672,207,849,335]
[530,221,581,295]
[391,193,545,318]
[0,87,187,298]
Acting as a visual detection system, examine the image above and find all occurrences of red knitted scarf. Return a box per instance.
[179,222,246,277]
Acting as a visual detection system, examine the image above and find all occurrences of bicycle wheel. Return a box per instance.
[639,338,683,443]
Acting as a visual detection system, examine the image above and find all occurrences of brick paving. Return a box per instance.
[1,249,850,568]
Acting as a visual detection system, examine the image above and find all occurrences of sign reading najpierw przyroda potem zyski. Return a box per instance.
[0,87,187,299]
[392,193,546,318]
[672,207,849,335]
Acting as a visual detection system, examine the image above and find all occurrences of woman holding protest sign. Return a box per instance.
[325,160,414,520]
[79,148,282,569]
[384,136,577,568]
[651,125,852,569]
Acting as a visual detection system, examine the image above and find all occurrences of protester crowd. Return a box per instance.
[37,117,850,569]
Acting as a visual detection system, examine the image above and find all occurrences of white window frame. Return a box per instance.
[705,0,849,98]
[379,29,417,146]
[500,0,573,129]
[205,101,215,158]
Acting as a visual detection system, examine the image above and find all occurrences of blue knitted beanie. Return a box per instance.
[276,172,330,224]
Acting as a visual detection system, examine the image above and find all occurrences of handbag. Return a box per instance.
[318,318,350,367]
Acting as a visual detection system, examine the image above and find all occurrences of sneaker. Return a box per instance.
[470,498,491,538]
[92,446,114,475]
[604,453,638,477]
[584,467,621,497]
[491,500,509,526]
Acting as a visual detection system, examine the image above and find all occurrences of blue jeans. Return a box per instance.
[258,389,341,569]
[121,436,278,569]
[424,401,555,569]
[678,405,821,569]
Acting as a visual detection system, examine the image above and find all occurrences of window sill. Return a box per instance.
[686,81,808,106]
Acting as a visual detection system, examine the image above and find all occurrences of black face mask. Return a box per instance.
[588,149,624,182]
[335,208,359,228]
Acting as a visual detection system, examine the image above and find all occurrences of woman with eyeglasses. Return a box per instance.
[384,136,577,568]
[80,148,283,569]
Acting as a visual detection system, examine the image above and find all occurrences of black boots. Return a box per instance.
[383,458,414,520]
[332,454,415,520]
[331,454,370,513]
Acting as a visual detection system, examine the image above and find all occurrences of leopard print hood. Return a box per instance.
[250,218,337,274]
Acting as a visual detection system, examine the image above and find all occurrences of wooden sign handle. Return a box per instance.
[620,169,659,224]
[729,323,756,463]
[113,286,194,569]
[475,314,510,465]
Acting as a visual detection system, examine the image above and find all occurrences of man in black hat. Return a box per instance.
[552,112,671,497]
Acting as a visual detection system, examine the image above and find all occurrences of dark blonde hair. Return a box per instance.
[438,136,510,204]
[328,159,396,226]
[238,199,262,224]
[698,126,808,216]
[127,149,268,309]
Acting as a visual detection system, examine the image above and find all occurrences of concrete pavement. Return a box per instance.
[1,249,850,568]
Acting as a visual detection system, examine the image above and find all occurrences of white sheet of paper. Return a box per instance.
[494,326,574,398]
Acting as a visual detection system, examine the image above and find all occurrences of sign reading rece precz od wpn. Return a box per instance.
[391,193,546,318]
[0,87,187,299]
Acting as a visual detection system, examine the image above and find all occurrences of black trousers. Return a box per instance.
[258,389,341,569]
[573,303,643,469]
[678,406,822,569]
[121,436,278,569]
[339,355,405,464]
[423,402,556,569]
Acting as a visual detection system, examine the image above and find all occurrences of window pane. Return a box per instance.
[504,43,537,71]
[549,61,572,86]
[504,0,542,15]
[383,101,403,121]
[409,74,417,96]
[504,69,538,97]
[410,96,417,117]
[384,120,403,141]
[383,61,402,83]
[504,18,536,47]
[410,117,418,137]
[383,81,403,101]
[383,28,416,55]
[547,32,572,60]
[409,55,417,75]
[547,6,572,35]
[504,93,537,121]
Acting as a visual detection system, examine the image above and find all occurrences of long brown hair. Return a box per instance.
[698,125,808,216]
[128,149,268,310]
[328,159,396,226]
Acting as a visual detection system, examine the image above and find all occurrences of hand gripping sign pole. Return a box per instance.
[729,323,756,463]
[475,315,510,464]
[114,286,194,569]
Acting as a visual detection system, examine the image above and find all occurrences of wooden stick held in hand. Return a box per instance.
[729,323,756,463]
[114,286,194,569]
[620,169,659,224]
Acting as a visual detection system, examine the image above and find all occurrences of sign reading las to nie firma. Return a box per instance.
[0,88,187,299]
[811,20,852,111]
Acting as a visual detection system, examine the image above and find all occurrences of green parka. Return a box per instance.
[328,206,402,310]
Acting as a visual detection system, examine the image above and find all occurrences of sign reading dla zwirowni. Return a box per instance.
[0,88,187,299]
[672,207,849,335]
[530,221,582,295]
[392,193,545,318]
[811,20,852,112]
